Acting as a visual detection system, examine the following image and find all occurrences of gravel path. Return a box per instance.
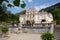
[6,33,41,40]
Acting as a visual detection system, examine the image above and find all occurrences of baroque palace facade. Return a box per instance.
[19,7,53,24]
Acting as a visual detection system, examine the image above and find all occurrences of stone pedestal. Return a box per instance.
[18,27,22,33]
[50,24,54,33]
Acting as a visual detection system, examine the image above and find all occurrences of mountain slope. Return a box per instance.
[40,3,60,12]
[16,10,26,16]
[40,3,60,24]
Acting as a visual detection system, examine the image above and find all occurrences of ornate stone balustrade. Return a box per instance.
[21,23,54,33]
[22,23,53,27]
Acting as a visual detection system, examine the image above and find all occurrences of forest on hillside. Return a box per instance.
[0,0,26,24]
[0,4,19,24]
[40,3,60,24]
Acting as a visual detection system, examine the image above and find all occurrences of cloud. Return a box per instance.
[34,5,49,11]
[28,0,32,2]
[20,0,24,4]
[20,1,24,4]
[14,6,19,8]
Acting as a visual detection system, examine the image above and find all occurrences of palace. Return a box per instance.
[19,7,53,24]
[19,7,54,34]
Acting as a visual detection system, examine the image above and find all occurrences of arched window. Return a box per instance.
[41,19,46,22]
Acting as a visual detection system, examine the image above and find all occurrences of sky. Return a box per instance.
[7,0,60,14]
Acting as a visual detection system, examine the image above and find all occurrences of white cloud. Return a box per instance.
[14,6,19,8]
[20,0,24,4]
[34,5,49,11]
[28,0,32,2]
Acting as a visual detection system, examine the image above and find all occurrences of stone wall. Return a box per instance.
[21,23,54,33]
[54,25,60,40]
[0,23,54,34]
[22,27,50,33]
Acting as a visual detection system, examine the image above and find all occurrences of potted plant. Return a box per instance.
[1,26,9,37]
[41,32,55,40]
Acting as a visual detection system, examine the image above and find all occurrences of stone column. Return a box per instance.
[19,27,22,33]
[50,23,54,33]
[18,23,22,33]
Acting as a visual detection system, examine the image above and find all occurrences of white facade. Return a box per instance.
[19,8,53,24]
